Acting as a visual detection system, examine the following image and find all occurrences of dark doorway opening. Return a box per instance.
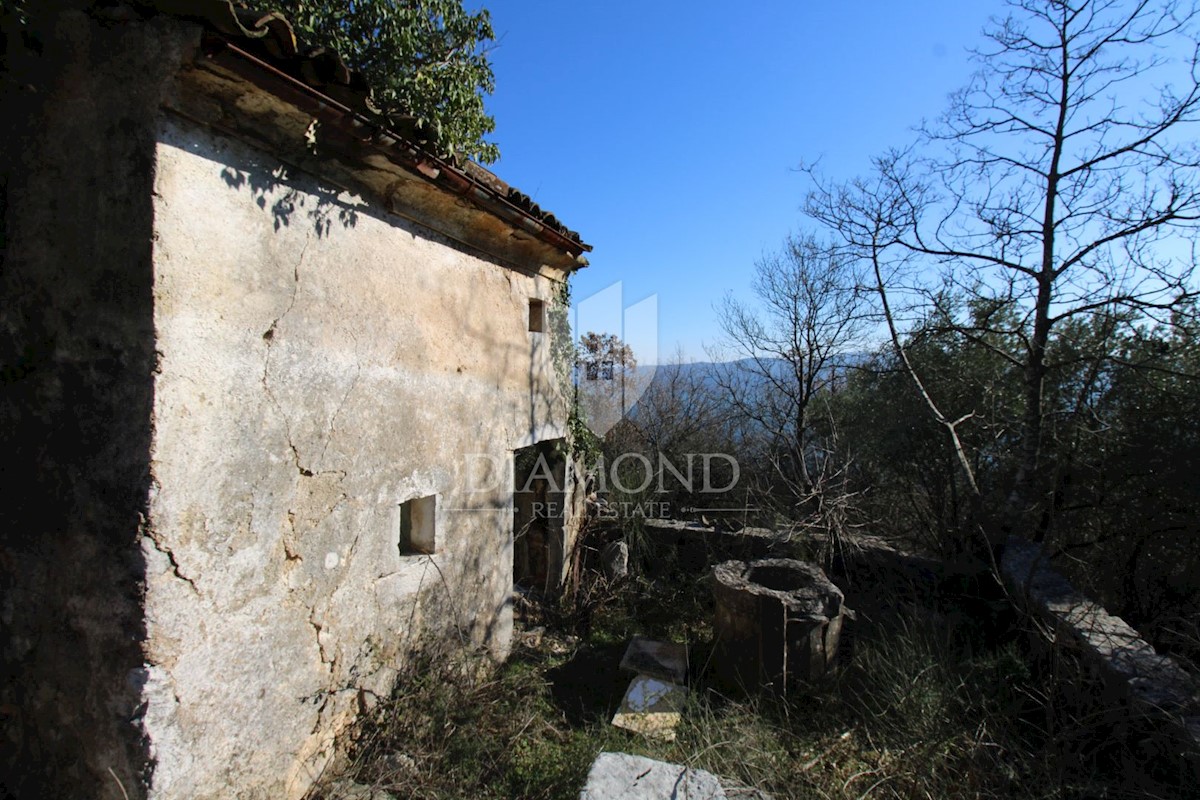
[513,439,567,594]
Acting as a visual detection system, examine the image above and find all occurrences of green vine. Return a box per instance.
[549,278,600,467]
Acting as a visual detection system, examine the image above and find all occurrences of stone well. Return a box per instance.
[712,559,846,693]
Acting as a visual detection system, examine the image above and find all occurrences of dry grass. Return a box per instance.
[307,560,1191,800]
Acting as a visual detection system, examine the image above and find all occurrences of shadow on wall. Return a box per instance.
[159,110,366,242]
[199,127,536,643]
[377,488,518,661]
[219,164,359,238]
[181,114,569,457]
[0,10,169,800]
[0,15,567,799]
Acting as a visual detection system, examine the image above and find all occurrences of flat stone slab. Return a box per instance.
[611,674,688,741]
[644,519,790,546]
[620,635,688,684]
[579,752,725,799]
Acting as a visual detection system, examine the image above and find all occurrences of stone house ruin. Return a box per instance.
[0,3,589,798]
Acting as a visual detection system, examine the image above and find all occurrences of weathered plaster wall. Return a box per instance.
[1,12,580,798]
[143,113,569,799]
[0,12,190,799]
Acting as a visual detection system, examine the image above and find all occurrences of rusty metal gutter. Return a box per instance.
[198,34,590,263]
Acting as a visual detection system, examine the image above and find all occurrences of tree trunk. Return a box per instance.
[1010,275,1052,540]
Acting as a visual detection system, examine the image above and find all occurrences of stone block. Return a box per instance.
[579,752,725,799]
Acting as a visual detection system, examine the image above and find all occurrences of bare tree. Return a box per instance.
[575,331,640,437]
[633,347,731,456]
[808,0,1200,540]
[578,332,636,380]
[710,233,871,525]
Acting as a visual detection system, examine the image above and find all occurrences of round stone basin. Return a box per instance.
[748,564,815,593]
[711,558,845,693]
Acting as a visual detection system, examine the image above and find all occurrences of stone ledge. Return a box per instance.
[1001,537,1200,764]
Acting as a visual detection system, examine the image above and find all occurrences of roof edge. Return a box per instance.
[144,0,591,261]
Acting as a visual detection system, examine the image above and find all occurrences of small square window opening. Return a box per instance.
[399,495,436,555]
[528,298,546,333]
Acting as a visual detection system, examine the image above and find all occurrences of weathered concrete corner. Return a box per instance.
[1,9,586,800]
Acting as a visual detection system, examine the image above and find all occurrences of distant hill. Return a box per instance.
[624,354,872,422]
[635,354,871,385]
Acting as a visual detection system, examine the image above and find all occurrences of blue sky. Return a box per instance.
[476,1,1011,361]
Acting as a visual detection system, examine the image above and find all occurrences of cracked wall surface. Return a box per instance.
[0,13,576,798]
[142,112,569,800]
